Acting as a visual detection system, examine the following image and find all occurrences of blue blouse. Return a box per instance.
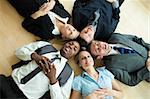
[72,67,114,99]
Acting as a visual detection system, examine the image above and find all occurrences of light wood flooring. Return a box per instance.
[0,0,150,99]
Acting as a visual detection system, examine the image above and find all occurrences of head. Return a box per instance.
[80,25,95,43]
[90,40,111,59]
[60,24,79,40]
[60,41,80,59]
[78,50,94,71]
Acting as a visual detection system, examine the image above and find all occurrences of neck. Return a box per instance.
[86,67,98,79]
[106,46,113,56]
[56,19,65,32]
[60,49,68,59]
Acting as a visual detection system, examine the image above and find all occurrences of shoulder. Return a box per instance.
[97,67,114,79]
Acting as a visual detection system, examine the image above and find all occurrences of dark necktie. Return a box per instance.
[113,47,135,54]
[21,56,61,84]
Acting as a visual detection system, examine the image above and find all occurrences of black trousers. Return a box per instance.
[0,75,27,99]
[0,75,51,99]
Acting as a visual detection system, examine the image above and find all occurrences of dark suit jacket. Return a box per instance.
[72,0,121,41]
[8,0,71,40]
[103,33,150,86]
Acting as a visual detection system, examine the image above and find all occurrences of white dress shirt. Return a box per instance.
[48,11,69,35]
[12,41,74,99]
[108,43,134,55]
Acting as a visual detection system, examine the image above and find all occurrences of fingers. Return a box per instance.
[40,3,47,10]
[48,62,55,70]
[39,60,47,74]
[42,57,50,71]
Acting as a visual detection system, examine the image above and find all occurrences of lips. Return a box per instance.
[63,48,68,54]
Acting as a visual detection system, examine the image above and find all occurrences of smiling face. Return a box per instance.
[80,25,95,43]
[60,24,79,40]
[61,41,80,59]
[78,51,94,70]
[90,40,111,59]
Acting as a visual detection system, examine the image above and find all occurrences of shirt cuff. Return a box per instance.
[49,81,60,92]
[49,81,62,98]
[112,0,119,9]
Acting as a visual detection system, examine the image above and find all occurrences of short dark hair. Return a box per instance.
[76,36,89,50]
[86,41,98,59]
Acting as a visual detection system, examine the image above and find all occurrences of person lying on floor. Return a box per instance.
[88,33,150,86]
[73,0,124,43]
[8,0,79,40]
[0,40,80,99]
[70,50,123,99]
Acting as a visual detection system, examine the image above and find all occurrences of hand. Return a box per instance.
[106,0,117,3]
[101,88,114,97]
[31,52,49,66]
[86,89,106,99]
[31,1,56,19]
[40,61,57,84]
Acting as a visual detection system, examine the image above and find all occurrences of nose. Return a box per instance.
[67,44,74,50]
[94,43,99,49]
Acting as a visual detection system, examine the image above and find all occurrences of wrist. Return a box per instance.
[31,11,41,19]
[50,79,57,85]
[31,52,37,60]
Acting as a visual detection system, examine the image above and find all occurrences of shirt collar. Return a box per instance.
[107,44,119,55]
[81,67,105,78]
[48,11,69,35]
[50,51,68,64]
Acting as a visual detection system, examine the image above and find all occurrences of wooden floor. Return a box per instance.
[0,0,150,99]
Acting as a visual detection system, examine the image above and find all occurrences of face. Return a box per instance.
[80,25,95,43]
[61,24,79,40]
[79,51,94,70]
[61,41,80,59]
[90,40,111,58]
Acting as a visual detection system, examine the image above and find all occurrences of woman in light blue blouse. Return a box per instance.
[70,50,123,99]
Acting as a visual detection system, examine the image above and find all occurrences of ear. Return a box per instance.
[96,55,103,60]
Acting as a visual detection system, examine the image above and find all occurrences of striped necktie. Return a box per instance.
[20,56,61,84]
[113,47,135,54]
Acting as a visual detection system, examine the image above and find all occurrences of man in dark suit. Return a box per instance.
[89,33,150,86]
[8,0,79,40]
[73,0,124,42]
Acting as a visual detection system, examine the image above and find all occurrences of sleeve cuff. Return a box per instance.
[49,81,60,91]
[49,81,62,98]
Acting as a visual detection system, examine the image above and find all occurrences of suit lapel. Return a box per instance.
[108,33,147,58]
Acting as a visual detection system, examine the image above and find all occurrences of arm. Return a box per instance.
[70,90,82,99]
[31,1,56,19]
[22,1,56,40]
[85,80,123,99]
[123,34,150,50]
[106,79,123,99]
[108,67,150,86]
[85,89,105,99]
[49,73,74,99]
[15,41,50,61]
[106,0,120,32]
[42,62,74,99]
